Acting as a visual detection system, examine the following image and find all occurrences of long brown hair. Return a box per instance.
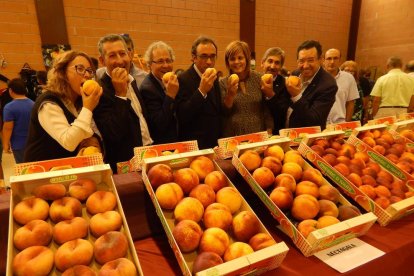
[224,40,251,77]
[44,50,92,103]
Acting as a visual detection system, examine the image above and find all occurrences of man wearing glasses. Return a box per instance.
[94,34,152,172]
[176,36,222,149]
[140,41,179,144]
[265,40,337,130]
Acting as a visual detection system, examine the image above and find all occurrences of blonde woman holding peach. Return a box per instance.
[220,40,273,137]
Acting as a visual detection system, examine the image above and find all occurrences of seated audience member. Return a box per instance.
[340,60,367,123]
[220,40,273,137]
[24,51,102,162]
[406,60,414,78]
[3,78,34,163]
[94,34,152,172]
[140,41,179,144]
[260,47,288,133]
[264,40,337,130]
[176,36,222,149]
[324,48,359,123]
[96,34,148,88]
[371,56,414,118]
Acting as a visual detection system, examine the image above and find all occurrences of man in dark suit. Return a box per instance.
[260,47,288,133]
[94,34,153,172]
[176,36,222,149]
[262,40,337,130]
[140,41,179,144]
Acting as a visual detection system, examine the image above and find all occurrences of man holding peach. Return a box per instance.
[176,36,222,149]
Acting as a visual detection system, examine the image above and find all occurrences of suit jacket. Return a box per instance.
[94,73,147,171]
[272,74,288,133]
[176,65,222,149]
[267,67,337,130]
[140,72,177,144]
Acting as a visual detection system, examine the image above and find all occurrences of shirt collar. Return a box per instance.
[193,64,203,77]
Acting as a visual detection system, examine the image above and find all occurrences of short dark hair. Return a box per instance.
[387,56,403,68]
[191,36,217,57]
[262,47,285,66]
[120,33,134,51]
[8,78,27,95]
[98,34,128,57]
[297,40,322,59]
[406,60,414,72]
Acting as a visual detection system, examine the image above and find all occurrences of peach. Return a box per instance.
[291,194,320,221]
[248,233,276,251]
[204,171,228,192]
[155,182,184,210]
[203,203,233,230]
[390,195,403,203]
[311,144,325,156]
[239,150,262,171]
[286,75,301,87]
[301,168,324,187]
[54,217,89,244]
[316,216,340,229]
[94,231,128,265]
[318,199,339,217]
[330,141,343,151]
[50,197,82,223]
[367,162,381,173]
[68,178,97,201]
[406,191,414,198]
[386,154,400,163]
[223,242,254,262]
[347,173,363,187]
[373,145,386,155]
[192,252,223,274]
[354,151,369,163]
[98,258,137,276]
[339,144,356,158]
[374,185,391,198]
[13,197,49,225]
[313,138,329,149]
[269,186,293,210]
[295,181,319,198]
[322,153,338,166]
[89,211,122,238]
[253,167,275,189]
[14,220,53,250]
[375,196,391,209]
[297,219,318,238]
[174,197,204,222]
[334,163,350,176]
[216,187,242,214]
[190,156,215,181]
[359,185,377,199]
[232,211,261,242]
[337,155,351,165]
[396,160,412,173]
[189,184,216,208]
[375,138,390,149]
[362,167,378,179]
[319,185,340,203]
[348,163,363,175]
[82,79,101,95]
[274,173,296,193]
[283,150,305,167]
[264,145,285,162]
[325,148,339,156]
[261,156,282,175]
[337,205,361,221]
[361,175,377,187]
[62,265,96,276]
[33,183,66,201]
[350,158,366,169]
[174,168,200,194]
[172,220,203,252]
[13,246,54,276]
[399,129,414,140]
[147,164,174,189]
[199,227,230,257]
[55,239,94,271]
[86,191,117,215]
[362,136,376,147]
[281,162,303,181]
[377,170,394,183]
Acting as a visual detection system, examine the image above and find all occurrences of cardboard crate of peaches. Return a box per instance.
[391,118,414,143]
[7,165,142,276]
[299,131,414,226]
[141,149,289,276]
[232,138,377,257]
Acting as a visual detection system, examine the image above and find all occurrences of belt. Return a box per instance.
[380,106,407,108]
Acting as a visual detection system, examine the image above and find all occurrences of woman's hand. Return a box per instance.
[81,85,103,112]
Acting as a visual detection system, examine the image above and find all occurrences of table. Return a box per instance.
[1,160,414,275]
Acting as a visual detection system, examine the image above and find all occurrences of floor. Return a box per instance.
[1,152,15,188]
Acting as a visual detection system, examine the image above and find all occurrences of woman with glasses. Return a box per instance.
[220,40,273,137]
[24,50,102,162]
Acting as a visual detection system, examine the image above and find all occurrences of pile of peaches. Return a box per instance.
[310,135,414,210]
[11,178,137,276]
[238,145,362,239]
[147,156,276,274]
[358,129,414,177]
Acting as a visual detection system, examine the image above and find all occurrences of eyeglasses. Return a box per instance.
[197,54,217,61]
[152,59,173,65]
[297,58,318,65]
[73,65,94,76]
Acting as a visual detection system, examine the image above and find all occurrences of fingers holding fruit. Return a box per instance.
[285,76,302,97]
[199,68,217,95]
[81,80,103,112]
[261,73,275,98]
[163,72,179,99]
[227,74,239,97]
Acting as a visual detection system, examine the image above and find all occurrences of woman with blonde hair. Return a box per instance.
[220,40,273,137]
[24,50,102,161]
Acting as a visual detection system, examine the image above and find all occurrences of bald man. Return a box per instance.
[323,48,359,123]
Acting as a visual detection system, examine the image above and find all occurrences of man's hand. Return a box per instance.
[260,76,275,99]
[285,77,302,97]
[199,69,217,96]
[111,67,129,97]
[163,74,179,99]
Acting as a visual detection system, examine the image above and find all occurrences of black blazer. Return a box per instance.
[94,74,147,171]
[272,74,288,133]
[176,65,222,149]
[267,67,337,130]
[140,72,177,144]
